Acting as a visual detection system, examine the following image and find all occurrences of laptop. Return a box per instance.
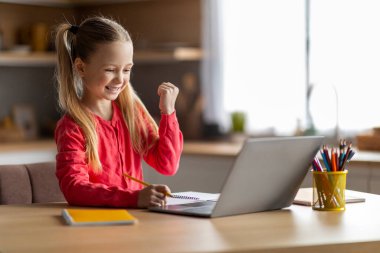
[149,136,324,218]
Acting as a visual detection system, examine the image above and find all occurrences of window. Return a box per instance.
[220,0,306,135]
[202,0,380,138]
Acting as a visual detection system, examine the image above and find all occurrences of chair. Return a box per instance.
[0,162,65,204]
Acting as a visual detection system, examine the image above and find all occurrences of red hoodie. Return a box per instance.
[55,102,183,207]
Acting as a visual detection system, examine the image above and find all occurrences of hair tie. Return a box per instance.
[69,25,79,35]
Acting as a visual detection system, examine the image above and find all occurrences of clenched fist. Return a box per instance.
[157,82,179,115]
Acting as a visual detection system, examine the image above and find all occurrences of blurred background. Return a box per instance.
[0,0,380,149]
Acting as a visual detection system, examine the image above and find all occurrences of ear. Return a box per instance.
[74,58,86,77]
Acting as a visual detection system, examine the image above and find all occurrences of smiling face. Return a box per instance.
[75,41,134,107]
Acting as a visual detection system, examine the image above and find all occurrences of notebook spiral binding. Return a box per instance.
[170,194,199,200]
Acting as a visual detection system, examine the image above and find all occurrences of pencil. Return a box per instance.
[339,149,344,170]
[321,150,331,171]
[341,143,352,171]
[323,145,332,168]
[331,148,337,172]
[123,173,174,197]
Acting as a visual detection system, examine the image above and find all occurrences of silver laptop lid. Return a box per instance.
[211,136,323,217]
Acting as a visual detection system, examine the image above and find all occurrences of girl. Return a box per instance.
[54,17,183,208]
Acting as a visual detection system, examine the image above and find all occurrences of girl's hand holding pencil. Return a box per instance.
[124,173,200,208]
[138,184,172,208]
[124,173,171,208]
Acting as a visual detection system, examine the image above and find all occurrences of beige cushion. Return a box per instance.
[0,162,65,204]
[0,164,32,204]
[25,162,65,203]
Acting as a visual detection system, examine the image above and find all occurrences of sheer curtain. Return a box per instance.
[202,0,306,135]
[201,0,225,129]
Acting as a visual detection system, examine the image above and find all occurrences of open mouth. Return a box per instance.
[105,86,122,92]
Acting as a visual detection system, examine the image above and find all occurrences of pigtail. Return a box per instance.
[55,23,102,172]
[55,23,75,111]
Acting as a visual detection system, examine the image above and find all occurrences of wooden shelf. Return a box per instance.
[0,52,56,67]
[134,47,202,63]
[0,48,202,66]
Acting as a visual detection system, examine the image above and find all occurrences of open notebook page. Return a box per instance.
[167,192,220,205]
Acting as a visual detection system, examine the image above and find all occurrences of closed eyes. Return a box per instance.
[105,69,131,73]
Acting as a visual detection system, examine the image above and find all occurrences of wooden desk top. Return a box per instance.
[1,189,380,253]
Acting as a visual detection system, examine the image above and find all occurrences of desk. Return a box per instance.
[1,189,380,253]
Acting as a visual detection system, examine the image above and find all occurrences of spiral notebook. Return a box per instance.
[62,208,138,226]
[167,192,219,205]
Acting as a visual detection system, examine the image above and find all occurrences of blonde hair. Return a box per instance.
[55,17,158,173]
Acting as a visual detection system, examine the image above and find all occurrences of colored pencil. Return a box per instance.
[321,150,331,171]
[323,145,332,168]
[341,143,352,171]
[331,148,337,172]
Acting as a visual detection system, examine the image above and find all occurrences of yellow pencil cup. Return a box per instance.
[312,171,347,211]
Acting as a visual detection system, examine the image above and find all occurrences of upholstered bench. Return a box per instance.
[0,162,65,204]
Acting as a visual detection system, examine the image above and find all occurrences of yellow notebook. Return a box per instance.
[62,208,138,226]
